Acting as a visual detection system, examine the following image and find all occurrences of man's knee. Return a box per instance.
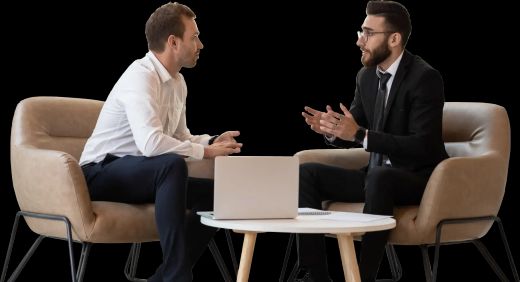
[160,154,188,178]
[300,163,323,180]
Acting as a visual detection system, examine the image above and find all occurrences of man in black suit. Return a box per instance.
[297,1,449,281]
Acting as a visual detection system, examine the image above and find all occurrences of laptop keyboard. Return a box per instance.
[298,210,331,216]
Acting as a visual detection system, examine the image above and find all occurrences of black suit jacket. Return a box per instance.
[332,50,449,175]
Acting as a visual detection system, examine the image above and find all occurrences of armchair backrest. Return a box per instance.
[410,102,510,243]
[10,97,102,240]
[443,102,510,160]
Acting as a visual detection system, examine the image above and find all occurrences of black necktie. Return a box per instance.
[369,71,391,169]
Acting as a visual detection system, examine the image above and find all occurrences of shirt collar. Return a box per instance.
[377,51,404,77]
[146,51,173,83]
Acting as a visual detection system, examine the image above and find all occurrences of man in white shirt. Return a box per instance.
[79,3,242,282]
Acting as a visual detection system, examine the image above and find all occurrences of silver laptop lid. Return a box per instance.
[213,156,299,219]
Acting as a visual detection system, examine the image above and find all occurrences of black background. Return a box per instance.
[2,1,517,281]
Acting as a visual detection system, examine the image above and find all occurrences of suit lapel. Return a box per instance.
[367,72,379,127]
[382,51,412,127]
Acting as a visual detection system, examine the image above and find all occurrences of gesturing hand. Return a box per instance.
[213,131,240,144]
[319,103,359,141]
[204,131,243,159]
[302,106,327,135]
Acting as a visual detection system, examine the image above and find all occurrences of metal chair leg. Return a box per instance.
[279,233,295,282]
[375,244,403,282]
[1,211,78,282]
[429,216,519,282]
[278,233,305,282]
[7,236,45,282]
[124,243,146,282]
[224,229,238,276]
[473,240,509,281]
[209,238,233,282]
[386,244,402,281]
[76,243,91,282]
[420,245,433,282]
[1,212,24,282]
[495,218,520,281]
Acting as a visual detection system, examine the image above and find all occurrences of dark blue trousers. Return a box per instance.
[82,154,217,282]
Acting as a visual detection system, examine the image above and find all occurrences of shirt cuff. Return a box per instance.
[191,143,205,160]
[363,130,368,149]
[325,134,336,142]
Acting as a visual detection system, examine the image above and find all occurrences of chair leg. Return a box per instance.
[224,229,238,276]
[124,243,146,282]
[1,212,44,282]
[2,211,79,282]
[76,243,91,282]
[286,262,300,282]
[6,236,45,282]
[495,217,520,281]
[432,216,519,282]
[209,237,233,282]
[278,233,295,282]
[473,240,509,281]
[277,233,304,282]
[63,216,78,282]
[420,245,433,282]
[386,244,402,281]
[1,212,24,282]
[375,244,403,282]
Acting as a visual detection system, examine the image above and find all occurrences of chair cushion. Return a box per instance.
[87,202,158,243]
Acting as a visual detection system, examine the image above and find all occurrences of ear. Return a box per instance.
[389,32,402,48]
[167,34,178,50]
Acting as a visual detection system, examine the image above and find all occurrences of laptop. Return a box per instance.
[198,156,299,219]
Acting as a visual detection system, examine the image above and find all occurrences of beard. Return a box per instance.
[361,41,391,67]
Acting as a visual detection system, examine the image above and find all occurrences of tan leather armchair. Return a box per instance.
[293,102,518,281]
[2,96,229,282]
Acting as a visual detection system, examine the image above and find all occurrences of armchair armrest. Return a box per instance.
[415,153,508,240]
[186,158,215,179]
[295,148,369,170]
[10,146,95,239]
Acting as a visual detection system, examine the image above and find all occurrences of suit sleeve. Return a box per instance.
[326,71,367,148]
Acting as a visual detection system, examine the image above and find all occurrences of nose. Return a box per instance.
[356,36,364,47]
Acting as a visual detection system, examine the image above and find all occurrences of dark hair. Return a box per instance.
[145,2,196,52]
[366,1,411,47]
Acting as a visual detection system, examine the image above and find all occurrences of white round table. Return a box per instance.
[201,214,396,282]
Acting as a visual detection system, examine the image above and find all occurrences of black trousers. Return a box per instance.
[82,154,217,282]
[298,163,428,282]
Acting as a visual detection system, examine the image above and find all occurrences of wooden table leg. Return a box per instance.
[237,232,257,282]
[337,234,361,282]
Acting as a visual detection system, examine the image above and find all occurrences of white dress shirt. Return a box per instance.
[80,52,211,165]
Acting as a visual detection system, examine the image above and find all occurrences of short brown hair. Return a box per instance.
[366,1,411,47]
[145,2,196,52]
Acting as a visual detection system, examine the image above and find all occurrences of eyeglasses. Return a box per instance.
[357,30,395,42]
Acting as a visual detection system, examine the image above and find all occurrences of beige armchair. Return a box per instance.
[292,102,518,281]
[2,96,230,282]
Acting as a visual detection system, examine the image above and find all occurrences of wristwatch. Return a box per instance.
[354,127,366,144]
[208,135,218,145]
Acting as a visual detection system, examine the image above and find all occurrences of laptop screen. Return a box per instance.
[213,156,299,219]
